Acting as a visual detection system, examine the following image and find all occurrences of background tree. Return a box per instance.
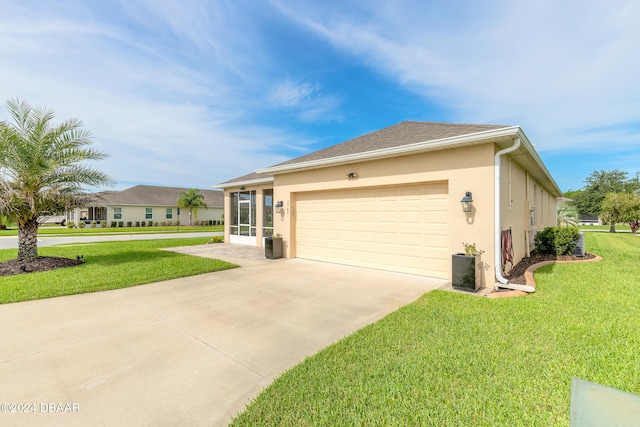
[0,98,112,260]
[600,192,640,233]
[570,169,639,217]
[177,188,207,225]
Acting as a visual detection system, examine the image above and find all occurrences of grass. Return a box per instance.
[0,225,223,236]
[231,232,640,426]
[0,238,236,304]
[579,224,631,232]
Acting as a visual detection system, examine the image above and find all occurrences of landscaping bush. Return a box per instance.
[154,221,159,226]
[534,226,580,255]
[176,220,180,226]
[140,221,145,227]
[118,221,124,228]
[111,221,117,228]
[210,236,224,243]
[127,221,132,227]
[195,220,200,226]
[90,221,97,228]
[135,221,140,227]
[78,221,86,228]
[167,220,173,226]
[66,221,75,229]
[148,221,153,227]
[161,221,166,226]
[101,221,107,228]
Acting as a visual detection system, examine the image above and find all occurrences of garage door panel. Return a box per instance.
[296,183,449,278]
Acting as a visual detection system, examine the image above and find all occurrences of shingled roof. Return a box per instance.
[91,185,224,207]
[218,121,515,187]
[270,121,509,168]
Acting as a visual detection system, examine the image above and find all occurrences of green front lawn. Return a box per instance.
[0,225,223,236]
[0,238,236,304]
[231,232,640,426]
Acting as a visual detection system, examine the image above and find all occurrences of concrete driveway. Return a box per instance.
[0,244,446,426]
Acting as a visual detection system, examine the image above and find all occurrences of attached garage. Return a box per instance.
[295,182,449,278]
[219,121,563,291]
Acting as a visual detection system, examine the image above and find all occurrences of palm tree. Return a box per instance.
[177,189,207,225]
[0,98,112,261]
[557,203,579,228]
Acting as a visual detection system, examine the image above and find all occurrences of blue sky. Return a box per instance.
[1,0,639,192]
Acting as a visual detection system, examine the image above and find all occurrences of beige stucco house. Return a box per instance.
[217,122,561,292]
[67,185,224,226]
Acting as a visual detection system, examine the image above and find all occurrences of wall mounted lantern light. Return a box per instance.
[346,172,358,179]
[461,191,473,213]
[275,200,284,213]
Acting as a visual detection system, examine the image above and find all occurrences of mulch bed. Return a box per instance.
[0,257,84,277]
[505,253,596,285]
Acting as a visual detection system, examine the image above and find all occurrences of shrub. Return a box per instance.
[78,221,86,228]
[127,221,132,227]
[135,221,140,227]
[101,221,107,228]
[161,221,166,226]
[118,221,124,228]
[148,221,153,227]
[67,221,75,229]
[195,220,200,226]
[210,236,224,243]
[111,221,117,228]
[175,220,180,226]
[167,220,173,226]
[534,226,580,255]
[90,221,97,228]
[154,221,159,226]
[140,221,145,227]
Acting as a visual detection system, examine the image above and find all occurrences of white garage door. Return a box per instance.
[295,183,449,278]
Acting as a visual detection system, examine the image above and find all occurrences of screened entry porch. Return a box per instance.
[229,189,273,246]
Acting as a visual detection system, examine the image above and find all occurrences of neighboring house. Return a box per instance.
[217,121,562,291]
[67,185,224,226]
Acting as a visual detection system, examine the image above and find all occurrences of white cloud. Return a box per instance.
[273,0,640,152]
[269,80,317,108]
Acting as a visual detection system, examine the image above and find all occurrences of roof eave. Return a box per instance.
[509,128,563,197]
[214,176,274,189]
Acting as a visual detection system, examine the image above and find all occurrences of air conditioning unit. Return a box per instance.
[573,232,585,257]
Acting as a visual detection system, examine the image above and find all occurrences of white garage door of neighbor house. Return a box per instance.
[295,183,449,278]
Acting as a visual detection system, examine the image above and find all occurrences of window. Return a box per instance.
[145,208,153,219]
[166,208,173,219]
[263,189,273,238]
[113,207,122,220]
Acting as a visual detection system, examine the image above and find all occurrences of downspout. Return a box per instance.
[494,137,536,293]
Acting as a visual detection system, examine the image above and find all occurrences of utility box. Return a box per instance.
[573,232,585,257]
[265,237,283,259]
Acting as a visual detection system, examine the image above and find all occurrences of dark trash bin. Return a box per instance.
[265,237,283,259]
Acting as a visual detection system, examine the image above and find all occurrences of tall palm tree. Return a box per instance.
[0,98,112,261]
[177,189,207,225]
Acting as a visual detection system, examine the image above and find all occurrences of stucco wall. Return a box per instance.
[499,156,558,275]
[272,144,497,286]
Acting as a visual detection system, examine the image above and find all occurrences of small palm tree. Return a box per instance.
[557,204,579,228]
[178,189,207,225]
[0,98,112,260]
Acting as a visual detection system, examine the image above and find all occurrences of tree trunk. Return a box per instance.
[18,218,39,261]
[609,223,616,233]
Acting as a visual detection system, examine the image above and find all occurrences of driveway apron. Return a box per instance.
[0,244,445,426]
